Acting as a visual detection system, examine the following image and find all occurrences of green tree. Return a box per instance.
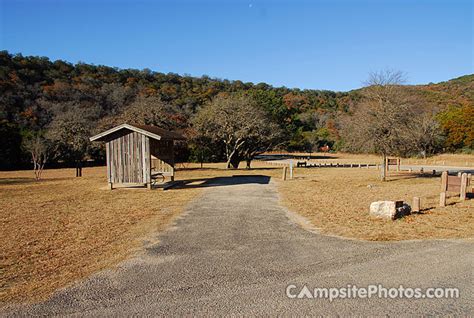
[193,93,282,169]
[0,121,22,169]
[47,109,92,176]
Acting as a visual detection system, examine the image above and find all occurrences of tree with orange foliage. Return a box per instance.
[437,105,474,151]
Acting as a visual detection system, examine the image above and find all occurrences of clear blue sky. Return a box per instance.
[0,0,472,91]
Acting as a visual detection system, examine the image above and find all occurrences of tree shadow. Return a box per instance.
[175,167,225,172]
[386,172,442,182]
[387,169,474,182]
[0,177,37,185]
[167,175,271,190]
[0,177,75,185]
[413,199,464,214]
[176,167,280,172]
[258,154,336,160]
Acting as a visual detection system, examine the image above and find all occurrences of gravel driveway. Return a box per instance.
[3,175,472,316]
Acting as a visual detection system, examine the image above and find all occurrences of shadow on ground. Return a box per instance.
[176,167,280,172]
[260,154,336,160]
[387,170,474,182]
[170,175,271,189]
[386,172,441,182]
[0,177,72,185]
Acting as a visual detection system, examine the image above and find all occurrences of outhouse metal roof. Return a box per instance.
[90,123,185,142]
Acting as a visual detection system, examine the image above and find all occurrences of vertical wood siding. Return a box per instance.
[107,131,151,184]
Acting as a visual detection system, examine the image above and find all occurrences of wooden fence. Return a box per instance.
[439,171,471,206]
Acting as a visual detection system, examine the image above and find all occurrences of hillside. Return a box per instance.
[0,51,472,169]
[411,74,474,109]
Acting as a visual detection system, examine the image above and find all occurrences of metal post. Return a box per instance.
[460,173,467,200]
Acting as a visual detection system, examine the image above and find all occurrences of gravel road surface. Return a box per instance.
[3,175,472,316]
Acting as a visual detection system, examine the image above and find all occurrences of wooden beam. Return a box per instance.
[460,173,467,200]
[440,171,448,192]
[105,141,111,183]
[412,197,420,213]
[439,192,446,207]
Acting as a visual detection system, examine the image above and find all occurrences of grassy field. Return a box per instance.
[0,164,282,304]
[1,154,473,305]
[277,166,473,241]
[265,151,474,167]
[0,167,205,304]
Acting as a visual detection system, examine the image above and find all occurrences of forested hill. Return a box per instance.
[0,51,473,169]
[408,74,474,108]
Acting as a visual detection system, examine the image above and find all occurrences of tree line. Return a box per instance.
[0,51,472,173]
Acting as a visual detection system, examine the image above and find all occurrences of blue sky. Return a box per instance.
[0,0,472,91]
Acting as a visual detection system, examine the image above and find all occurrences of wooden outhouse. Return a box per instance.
[90,124,185,189]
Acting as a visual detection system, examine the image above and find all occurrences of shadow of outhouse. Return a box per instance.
[167,175,271,190]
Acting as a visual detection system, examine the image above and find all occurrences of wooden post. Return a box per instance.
[367,163,370,169]
[440,192,446,207]
[420,167,424,174]
[282,166,287,181]
[440,171,448,207]
[413,197,420,213]
[108,182,113,190]
[457,172,462,177]
[289,160,294,179]
[358,163,361,168]
[397,158,401,171]
[460,173,467,200]
[440,171,448,192]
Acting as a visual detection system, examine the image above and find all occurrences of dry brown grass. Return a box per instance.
[277,167,474,241]
[265,151,474,167]
[0,163,281,305]
[1,156,473,305]
[0,166,206,304]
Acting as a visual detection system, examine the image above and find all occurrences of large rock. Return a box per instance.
[370,201,411,220]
